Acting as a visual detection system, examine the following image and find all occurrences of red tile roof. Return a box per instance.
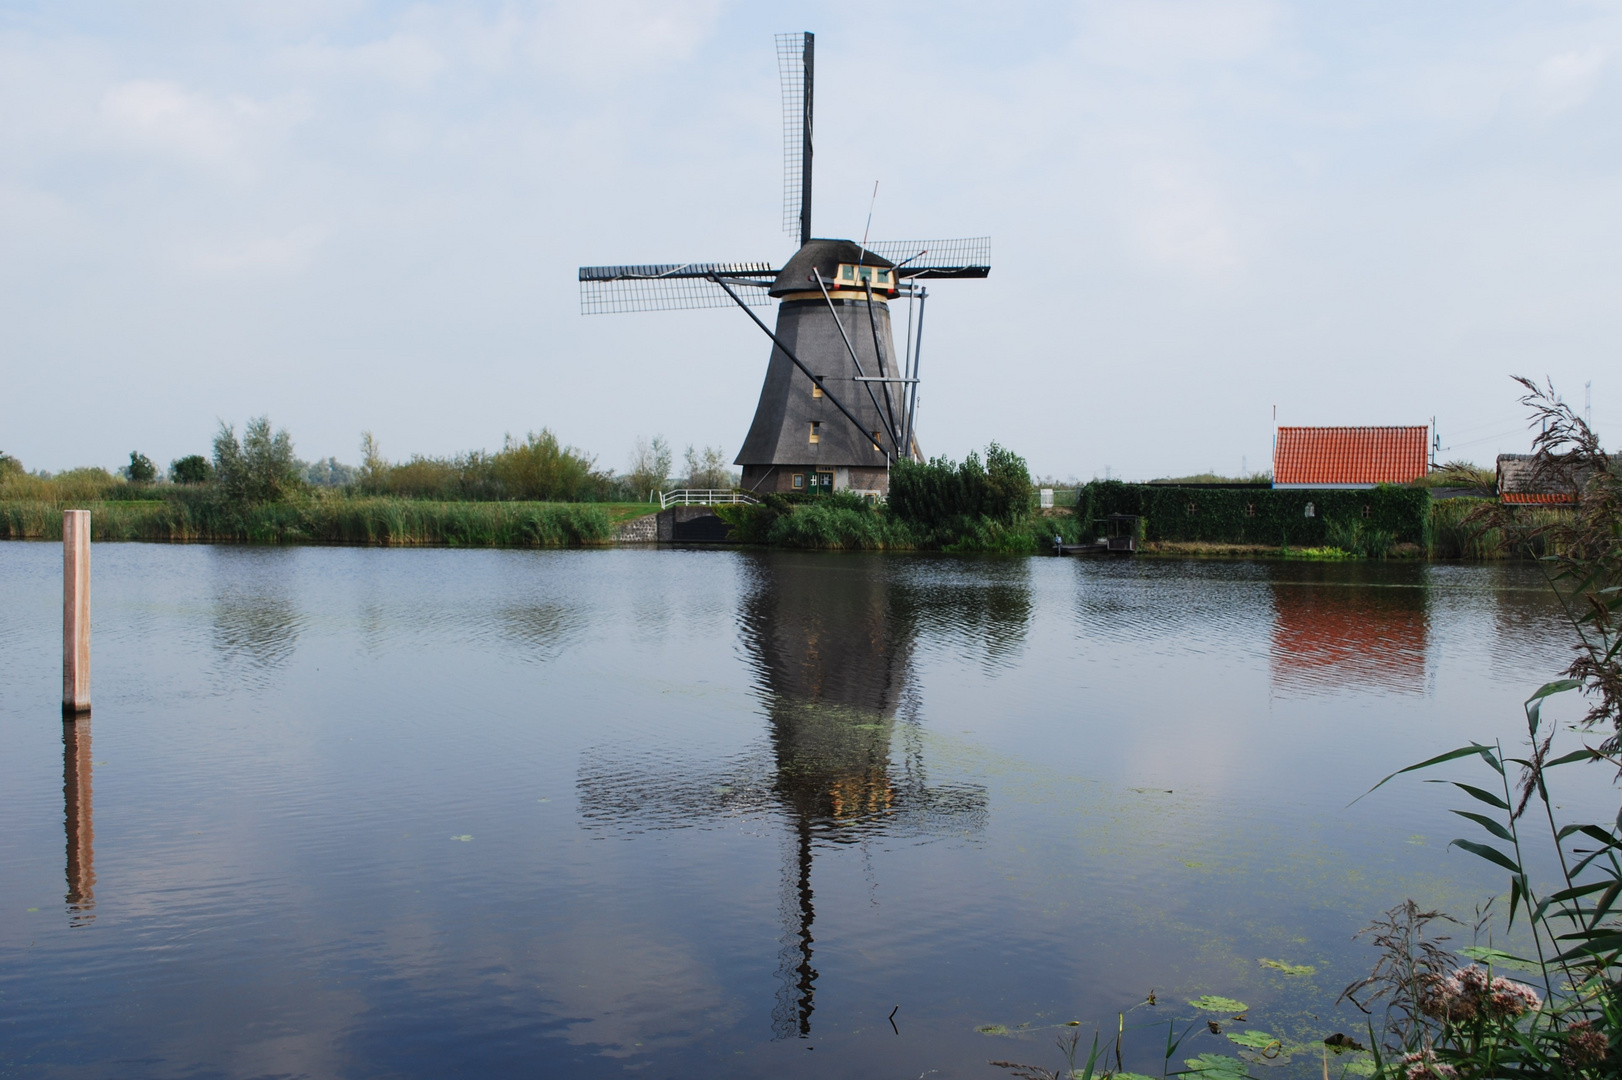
[1273,426,1428,486]
[1500,492,1575,504]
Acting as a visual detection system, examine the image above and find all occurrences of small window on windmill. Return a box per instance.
[871,431,881,452]
[1246,503,1256,517]
[1186,501,1198,516]
[792,474,805,490]
[876,269,891,285]
[841,265,855,282]
[1304,502,1316,518]
[1362,504,1372,519]
[812,377,823,399]
[809,421,820,444]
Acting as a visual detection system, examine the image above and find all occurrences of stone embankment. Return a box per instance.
[611,507,731,543]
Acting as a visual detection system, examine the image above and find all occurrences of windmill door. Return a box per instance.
[814,471,833,494]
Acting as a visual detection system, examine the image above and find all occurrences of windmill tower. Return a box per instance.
[579,33,990,496]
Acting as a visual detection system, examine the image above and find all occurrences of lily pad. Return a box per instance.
[977,1024,1009,1036]
[1184,1052,1250,1077]
[1459,945,1541,973]
[1226,1031,1282,1049]
[1258,958,1315,976]
[1188,996,1249,1013]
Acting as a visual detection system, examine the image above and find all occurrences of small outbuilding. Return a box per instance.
[1272,426,1429,489]
[1495,454,1579,504]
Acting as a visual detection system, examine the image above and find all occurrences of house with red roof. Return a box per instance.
[1272,426,1429,489]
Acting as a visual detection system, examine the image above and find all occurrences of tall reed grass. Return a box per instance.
[1428,497,1566,560]
[0,495,610,547]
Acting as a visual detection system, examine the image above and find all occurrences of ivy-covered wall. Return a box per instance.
[1074,481,1432,547]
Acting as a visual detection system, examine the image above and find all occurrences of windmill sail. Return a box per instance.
[578,261,776,314]
[864,237,991,279]
[777,32,813,247]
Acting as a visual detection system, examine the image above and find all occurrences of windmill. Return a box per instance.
[579,32,990,496]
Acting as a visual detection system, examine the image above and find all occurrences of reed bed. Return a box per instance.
[1427,496,1567,560]
[0,496,612,547]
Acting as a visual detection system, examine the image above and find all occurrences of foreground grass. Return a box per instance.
[0,495,615,547]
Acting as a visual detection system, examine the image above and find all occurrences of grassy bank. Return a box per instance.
[0,495,617,547]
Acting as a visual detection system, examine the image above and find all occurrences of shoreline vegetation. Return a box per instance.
[0,414,1570,557]
[986,379,1621,1080]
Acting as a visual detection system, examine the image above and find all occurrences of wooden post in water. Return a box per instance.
[62,510,90,715]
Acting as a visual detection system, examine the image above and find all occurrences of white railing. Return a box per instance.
[658,489,760,509]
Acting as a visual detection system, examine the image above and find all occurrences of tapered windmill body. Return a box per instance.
[579,32,990,496]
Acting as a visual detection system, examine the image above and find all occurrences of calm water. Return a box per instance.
[0,544,1607,1078]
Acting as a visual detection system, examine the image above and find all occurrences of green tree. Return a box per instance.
[169,455,213,485]
[983,442,1033,522]
[213,416,302,502]
[125,451,156,484]
[492,429,604,501]
[889,443,1034,529]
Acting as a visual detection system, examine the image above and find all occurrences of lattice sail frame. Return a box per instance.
[776,32,811,239]
[863,237,991,278]
[578,262,776,315]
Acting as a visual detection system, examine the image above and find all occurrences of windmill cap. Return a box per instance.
[770,238,896,297]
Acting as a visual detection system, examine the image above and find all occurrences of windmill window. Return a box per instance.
[809,422,820,444]
[1304,502,1316,518]
[872,431,882,452]
[841,266,854,281]
[792,473,805,490]
[1246,503,1256,517]
[1362,504,1372,519]
[811,377,823,399]
[1186,501,1198,516]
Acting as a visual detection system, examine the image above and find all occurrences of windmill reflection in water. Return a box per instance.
[576,556,989,1039]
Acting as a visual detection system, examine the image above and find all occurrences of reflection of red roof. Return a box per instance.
[1274,426,1428,486]
[1271,584,1428,693]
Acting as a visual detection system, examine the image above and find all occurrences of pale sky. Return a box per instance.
[2,1,1618,481]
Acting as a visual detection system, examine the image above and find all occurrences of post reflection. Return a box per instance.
[1269,564,1430,694]
[62,717,95,925]
[576,553,989,1040]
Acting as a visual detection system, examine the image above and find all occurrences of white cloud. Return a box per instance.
[187,225,327,275]
[99,79,269,171]
[1531,47,1606,115]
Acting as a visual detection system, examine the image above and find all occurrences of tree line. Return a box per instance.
[3,418,739,504]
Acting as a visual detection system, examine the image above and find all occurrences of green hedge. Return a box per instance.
[1074,481,1431,548]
